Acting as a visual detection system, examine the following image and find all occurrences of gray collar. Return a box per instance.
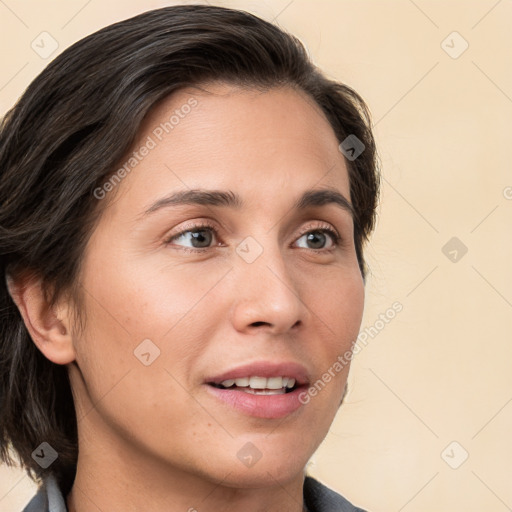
[22,474,67,512]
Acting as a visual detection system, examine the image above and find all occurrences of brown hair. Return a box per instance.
[0,4,379,495]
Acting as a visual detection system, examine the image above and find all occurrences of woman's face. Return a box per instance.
[68,82,365,487]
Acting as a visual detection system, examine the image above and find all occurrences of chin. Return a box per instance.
[216,460,308,490]
[211,435,317,489]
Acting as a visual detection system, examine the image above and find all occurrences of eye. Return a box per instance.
[165,222,219,251]
[164,222,341,253]
[294,225,340,251]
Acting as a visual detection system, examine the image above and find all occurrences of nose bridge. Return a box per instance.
[230,232,305,333]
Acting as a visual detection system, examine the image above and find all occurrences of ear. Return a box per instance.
[6,272,76,365]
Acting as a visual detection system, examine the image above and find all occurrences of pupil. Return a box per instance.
[191,230,211,248]
[307,232,325,249]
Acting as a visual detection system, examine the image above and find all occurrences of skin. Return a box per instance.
[10,83,365,512]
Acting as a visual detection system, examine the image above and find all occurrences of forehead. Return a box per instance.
[101,82,350,219]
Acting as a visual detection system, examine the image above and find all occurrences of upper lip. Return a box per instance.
[205,361,310,386]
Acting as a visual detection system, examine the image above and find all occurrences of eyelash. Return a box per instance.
[164,221,342,254]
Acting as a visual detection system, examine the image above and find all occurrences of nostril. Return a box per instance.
[250,321,268,327]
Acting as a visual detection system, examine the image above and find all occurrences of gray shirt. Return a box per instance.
[22,473,368,512]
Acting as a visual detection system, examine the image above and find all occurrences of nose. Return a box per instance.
[229,239,308,336]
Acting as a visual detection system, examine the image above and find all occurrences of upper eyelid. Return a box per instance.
[296,222,340,236]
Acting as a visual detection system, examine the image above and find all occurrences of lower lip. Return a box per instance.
[205,384,306,419]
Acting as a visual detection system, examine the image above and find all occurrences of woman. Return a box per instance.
[0,5,379,512]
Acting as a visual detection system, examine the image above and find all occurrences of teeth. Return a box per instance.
[266,377,283,390]
[219,376,296,390]
[249,376,267,389]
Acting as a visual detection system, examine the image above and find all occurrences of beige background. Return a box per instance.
[1,1,511,511]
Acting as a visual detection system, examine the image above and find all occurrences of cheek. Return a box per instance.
[72,252,227,404]
[336,275,365,342]
[300,268,364,404]
[82,246,223,342]
[307,266,364,348]
[70,283,208,443]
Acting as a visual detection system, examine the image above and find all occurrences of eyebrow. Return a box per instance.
[138,187,354,220]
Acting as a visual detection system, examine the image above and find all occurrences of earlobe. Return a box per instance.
[6,272,76,365]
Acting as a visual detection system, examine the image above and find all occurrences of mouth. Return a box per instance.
[204,361,309,419]
[208,375,299,395]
